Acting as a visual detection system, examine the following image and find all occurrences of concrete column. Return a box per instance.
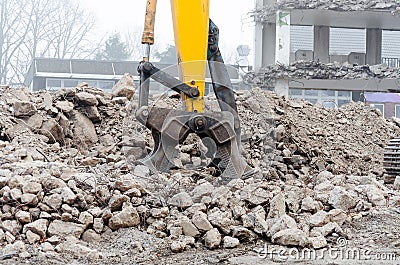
[366,29,382,65]
[254,23,264,70]
[254,0,264,70]
[262,23,276,66]
[314,26,330,63]
[254,0,277,70]
[275,9,290,97]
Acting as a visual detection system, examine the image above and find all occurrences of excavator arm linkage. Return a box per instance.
[135,0,253,180]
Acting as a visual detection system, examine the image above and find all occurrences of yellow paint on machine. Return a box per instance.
[170,0,210,113]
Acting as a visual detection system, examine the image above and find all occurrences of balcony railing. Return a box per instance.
[382,57,400,68]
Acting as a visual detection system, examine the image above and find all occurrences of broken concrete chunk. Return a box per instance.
[40,119,64,144]
[168,192,194,209]
[301,196,319,212]
[13,101,36,117]
[365,185,387,206]
[223,236,240,248]
[190,181,213,202]
[2,220,22,236]
[27,114,43,130]
[133,165,150,178]
[170,241,186,253]
[23,219,48,238]
[22,182,42,194]
[311,222,343,237]
[26,230,40,244]
[56,101,74,113]
[108,206,140,230]
[232,227,257,242]
[267,193,285,219]
[394,176,400,190]
[15,211,31,224]
[112,74,135,100]
[75,92,98,106]
[48,220,85,238]
[327,209,347,226]
[308,211,330,227]
[55,239,100,258]
[179,219,200,238]
[267,214,297,238]
[208,208,233,234]
[204,228,221,249]
[81,229,101,243]
[271,228,308,247]
[328,187,357,211]
[192,211,213,232]
[254,214,270,234]
[71,111,98,149]
[308,235,327,249]
[82,106,101,122]
[109,195,130,212]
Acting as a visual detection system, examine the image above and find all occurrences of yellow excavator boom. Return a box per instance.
[170,0,210,112]
[142,0,209,112]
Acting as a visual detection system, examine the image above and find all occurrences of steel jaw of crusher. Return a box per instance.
[137,106,247,181]
[383,138,400,183]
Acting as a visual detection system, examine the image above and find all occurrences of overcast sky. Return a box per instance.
[80,0,255,63]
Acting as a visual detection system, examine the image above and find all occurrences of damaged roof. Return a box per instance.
[253,0,400,23]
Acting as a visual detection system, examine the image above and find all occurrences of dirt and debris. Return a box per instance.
[244,61,400,88]
[0,77,399,264]
[252,0,400,23]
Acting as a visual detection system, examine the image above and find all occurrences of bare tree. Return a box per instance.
[0,0,28,83]
[0,0,100,84]
[122,27,160,61]
[43,0,99,59]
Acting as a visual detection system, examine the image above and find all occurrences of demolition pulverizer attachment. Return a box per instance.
[135,17,255,181]
[135,106,250,181]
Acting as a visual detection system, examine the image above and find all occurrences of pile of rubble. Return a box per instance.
[244,61,400,88]
[0,80,399,261]
[0,74,135,167]
[252,0,400,22]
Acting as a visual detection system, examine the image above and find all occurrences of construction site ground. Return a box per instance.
[1,208,399,265]
[0,77,399,264]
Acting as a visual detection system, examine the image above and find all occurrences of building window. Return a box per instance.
[64,80,79,88]
[289,89,302,96]
[371,103,385,116]
[45,79,116,91]
[338,99,349,107]
[46,79,62,91]
[98,81,114,91]
[305,98,318,104]
[321,100,336,109]
[338,91,351,97]
[321,90,335,97]
[305,90,318,96]
[289,89,352,108]
[85,81,97,87]
[396,105,400,118]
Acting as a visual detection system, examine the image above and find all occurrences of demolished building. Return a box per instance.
[251,0,400,116]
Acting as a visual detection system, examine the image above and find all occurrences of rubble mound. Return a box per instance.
[0,83,399,262]
[244,61,400,88]
[253,0,400,22]
[284,96,400,173]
